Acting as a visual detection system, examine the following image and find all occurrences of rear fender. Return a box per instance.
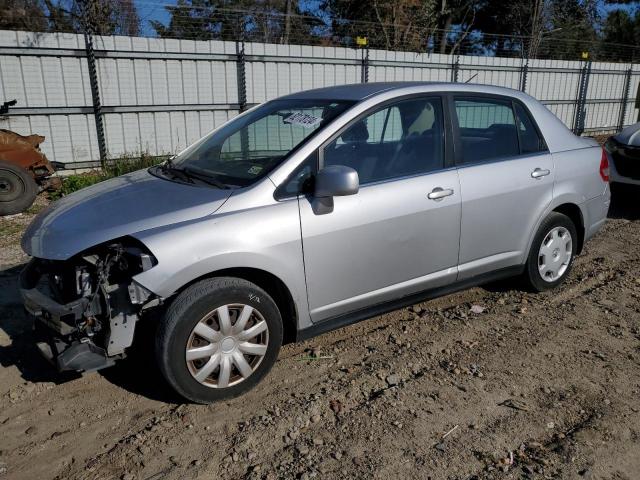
[524,193,588,260]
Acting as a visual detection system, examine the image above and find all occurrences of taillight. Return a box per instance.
[600,147,610,182]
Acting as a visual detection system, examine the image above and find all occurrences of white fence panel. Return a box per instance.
[0,29,638,167]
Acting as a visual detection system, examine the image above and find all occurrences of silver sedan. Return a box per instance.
[20,82,611,403]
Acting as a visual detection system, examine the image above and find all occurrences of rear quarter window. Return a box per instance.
[514,103,546,154]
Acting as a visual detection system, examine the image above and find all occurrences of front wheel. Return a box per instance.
[156,277,283,403]
[524,212,578,292]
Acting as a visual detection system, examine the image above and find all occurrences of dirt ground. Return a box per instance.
[1,185,639,480]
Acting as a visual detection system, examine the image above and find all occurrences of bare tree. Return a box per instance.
[0,0,48,31]
[368,0,439,51]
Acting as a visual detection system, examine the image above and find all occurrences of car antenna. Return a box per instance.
[464,73,478,83]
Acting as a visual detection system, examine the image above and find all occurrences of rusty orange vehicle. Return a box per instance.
[0,129,61,215]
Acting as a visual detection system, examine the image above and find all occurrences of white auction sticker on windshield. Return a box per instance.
[284,112,322,128]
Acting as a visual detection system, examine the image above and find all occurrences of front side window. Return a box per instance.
[278,152,317,197]
[454,97,519,164]
[323,97,444,184]
[171,99,353,187]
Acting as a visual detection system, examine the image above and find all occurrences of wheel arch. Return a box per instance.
[552,202,585,254]
[523,197,587,265]
[170,267,299,345]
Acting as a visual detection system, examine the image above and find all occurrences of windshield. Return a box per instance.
[171,99,355,187]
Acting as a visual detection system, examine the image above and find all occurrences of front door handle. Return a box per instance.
[428,187,454,201]
[531,168,551,179]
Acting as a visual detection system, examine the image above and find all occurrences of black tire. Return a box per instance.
[524,212,578,292]
[156,277,283,404]
[0,160,38,216]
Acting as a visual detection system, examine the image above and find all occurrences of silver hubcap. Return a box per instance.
[185,304,269,388]
[538,226,572,282]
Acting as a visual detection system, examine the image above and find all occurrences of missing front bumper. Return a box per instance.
[33,319,116,372]
[20,259,118,373]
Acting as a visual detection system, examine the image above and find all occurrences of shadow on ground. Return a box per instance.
[0,264,77,384]
[0,262,180,402]
[99,317,182,404]
[609,183,640,220]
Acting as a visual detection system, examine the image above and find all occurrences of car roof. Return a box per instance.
[268,81,591,183]
[278,81,524,102]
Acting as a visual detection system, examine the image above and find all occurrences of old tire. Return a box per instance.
[0,160,37,216]
[156,277,283,404]
[524,212,578,292]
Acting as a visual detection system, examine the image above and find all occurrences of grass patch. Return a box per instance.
[0,222,23,238]
[49,154,166,200]
[25,202,47,215]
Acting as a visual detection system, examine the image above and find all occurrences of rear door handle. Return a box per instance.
[531,168,550,179]
[428,187,454,201]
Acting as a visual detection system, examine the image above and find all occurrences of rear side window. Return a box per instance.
[514,103,545,154]
[454,98,519,164]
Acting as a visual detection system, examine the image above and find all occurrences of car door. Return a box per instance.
[451,95,555,279]
[298,95,461,322]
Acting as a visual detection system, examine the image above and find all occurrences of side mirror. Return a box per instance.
[314,165,359,198]
[311,165,359,215]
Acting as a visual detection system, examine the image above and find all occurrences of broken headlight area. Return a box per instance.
[19,238,160,373]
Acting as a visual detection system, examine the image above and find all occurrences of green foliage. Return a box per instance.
[601,9,640,60]
[49,172,104,200]
[103,152,163,177]
[49,154,165,200]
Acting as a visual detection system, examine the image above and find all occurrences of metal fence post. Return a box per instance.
[81,23,107,167]
[572,60,591,135]
[636,79,640,123]
[236,39,249,160]
[519,58,529,92]
[360,47,369,83]
[617,67,632,132]
[235,40,247,113]
[451,56,460,83]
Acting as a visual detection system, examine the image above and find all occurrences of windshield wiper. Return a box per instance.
[158,159,195,184]
[158,159,230,189]
[182,166,230,189]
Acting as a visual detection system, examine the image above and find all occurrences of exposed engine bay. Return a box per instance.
[19,238,160,372]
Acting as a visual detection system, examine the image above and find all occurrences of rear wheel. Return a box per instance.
[524,212,577,292]
[0,160,37,216]
[156,277,283,403]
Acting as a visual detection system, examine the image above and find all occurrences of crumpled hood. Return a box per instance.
[614,122,640,147]
[22,169,232,260]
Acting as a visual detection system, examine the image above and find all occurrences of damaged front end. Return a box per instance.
[20,238,160,373]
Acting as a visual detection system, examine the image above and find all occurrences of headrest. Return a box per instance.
[341,121,369,143]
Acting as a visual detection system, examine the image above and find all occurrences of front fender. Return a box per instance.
[131,197,312,329]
